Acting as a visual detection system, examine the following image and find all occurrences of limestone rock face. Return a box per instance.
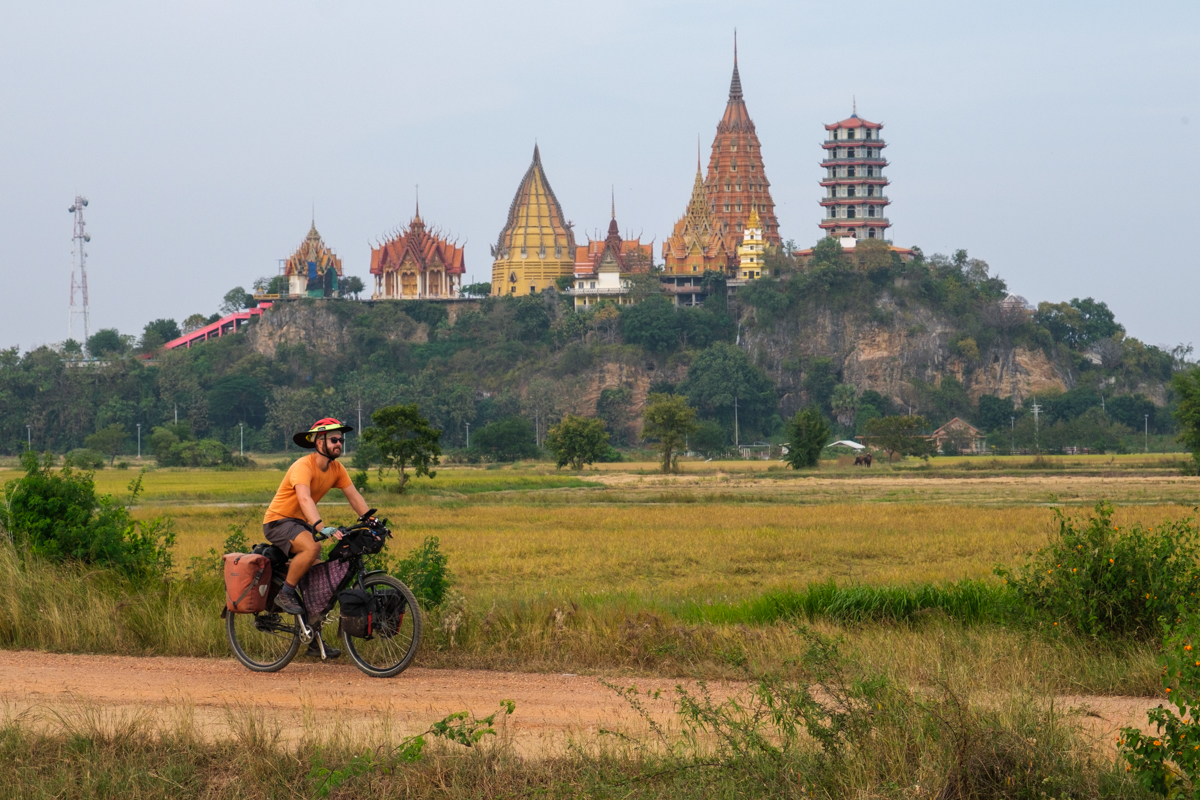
[739,295,1071,418]
[244,301,428,359]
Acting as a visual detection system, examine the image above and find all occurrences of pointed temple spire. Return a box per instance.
[702,32,781,252]
[611,186,616,220]
[491,144,575,296]
[414,184,420,221]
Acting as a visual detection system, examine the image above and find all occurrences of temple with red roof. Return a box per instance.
[570,199,653,310]
[370,206,465,300]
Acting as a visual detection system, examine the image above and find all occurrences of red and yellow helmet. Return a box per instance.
[293,417,354,449]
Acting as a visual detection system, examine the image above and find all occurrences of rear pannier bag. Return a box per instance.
[339,589,374,638]
[373,589,406,638]
[224,553,272,613]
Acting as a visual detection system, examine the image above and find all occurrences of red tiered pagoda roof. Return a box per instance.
[370,209,465,279]
[574,211,653,278]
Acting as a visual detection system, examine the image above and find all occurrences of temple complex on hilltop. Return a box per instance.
[735,207,766,281]
[661,161,733,305]
[370,206,465,300]
[819,108,891,240]
[491,145,576,296]
[284,222,343,297]
[704,40,781,252]
[570,199,653,310]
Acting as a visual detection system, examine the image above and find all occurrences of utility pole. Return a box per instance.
[239,423,244,457]
[1145,414,1149,453]
[26,425,31,451]
[356,398,362,452]
[465,422,470,448]
[734,396,740,450]
[174,404,178,425]
[1010,416,1015,454]
[1031,403,1042,454]
[136,423,141,459]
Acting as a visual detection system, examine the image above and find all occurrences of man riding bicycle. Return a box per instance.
[264,417,370,656]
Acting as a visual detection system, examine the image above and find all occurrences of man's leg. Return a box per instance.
[285,531,321,586]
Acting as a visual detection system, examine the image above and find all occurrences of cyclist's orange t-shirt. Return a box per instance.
[263,454,352,524]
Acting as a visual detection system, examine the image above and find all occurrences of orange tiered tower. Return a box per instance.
[661,158,732,276]
[370,205,466,300]
[704,38,781,255]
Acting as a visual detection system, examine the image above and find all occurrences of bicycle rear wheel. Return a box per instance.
[342,575,422,678]
[226,610,301,672]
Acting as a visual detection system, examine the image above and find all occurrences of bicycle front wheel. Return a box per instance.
[342,575,422,678]
[226,609,301,672]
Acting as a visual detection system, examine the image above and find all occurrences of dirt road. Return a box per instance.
[0,651,1162,756]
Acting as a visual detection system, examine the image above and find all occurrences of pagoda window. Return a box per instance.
[868,206,876,217]
[736,203,742,212]
[848,208,857,219]
[866,167,874,177]
[724,203,730,212]
[864,130,872,140]
[848,166,856,177]
[736,182,742,192]
[848,186,856,197]
[848,129,856,139]
[731,161,738,171]
[867,185,875,196]
[868,228,877,238]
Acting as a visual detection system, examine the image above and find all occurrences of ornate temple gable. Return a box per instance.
[661,163,731,275]
[703,39,781,249]
[491,145,577,296]
[370,206,466,300]
[284,223,343,280]
[573,210,653,278]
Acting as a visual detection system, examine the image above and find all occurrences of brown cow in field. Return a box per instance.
[854,453,873,467]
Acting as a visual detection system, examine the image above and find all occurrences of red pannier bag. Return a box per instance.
[224,553,272,613]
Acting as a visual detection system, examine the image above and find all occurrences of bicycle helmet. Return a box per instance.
[293,417,354,449]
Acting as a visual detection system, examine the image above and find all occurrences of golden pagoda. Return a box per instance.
[736,206,765,281]
[704,38,781,249]
[491,145,576,296]
[661,159,732,275]
[284,222,343,297]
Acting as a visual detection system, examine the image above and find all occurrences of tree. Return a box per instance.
[810,236,848,268]
[641,393,698,474]
[140,319,181,352]
[220,286,255,316]
[620,295,679,352]
[361,404,442,493]
[802,357,838,415]
[86,328,129,358]
[784,406,830,469]
[830,383,858,428]
[1173,369,1200,473]
[1108,394,1156,434]
[862,415,933,462]
[596,386,634,445]
[342,275,365,299]
[690,420,727,458]
[680,342,776,437]
[207,374,268,428]
[470,417,539,462]
[182,314,209,333]
[976,394,1016,433]
[546,415,609,471]
[84,424,127,465]
[461,282,491,297]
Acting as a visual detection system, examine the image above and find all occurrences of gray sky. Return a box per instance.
[2,1,1197,352]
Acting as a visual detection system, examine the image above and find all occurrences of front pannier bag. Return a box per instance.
[373,589,407,638]
[224,553,272,613]
[338,589,374,638]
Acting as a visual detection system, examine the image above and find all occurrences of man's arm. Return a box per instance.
[294,484,322,528]
[342,483,370,518]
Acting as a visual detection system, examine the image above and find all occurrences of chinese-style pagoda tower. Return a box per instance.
[284,222,343,297]
[370,204,466,300]
[819,108,891,239]
[662,159,732,275]
[490,145,576,296]
[704,37,781,254]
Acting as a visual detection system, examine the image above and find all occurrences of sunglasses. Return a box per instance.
[325,436,345,444]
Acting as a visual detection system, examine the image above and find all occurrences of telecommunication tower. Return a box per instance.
[68,195,91,344]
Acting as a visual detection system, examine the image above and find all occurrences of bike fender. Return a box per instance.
[362,569,389,580]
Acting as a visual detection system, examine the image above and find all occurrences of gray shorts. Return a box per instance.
[263,518,312,556]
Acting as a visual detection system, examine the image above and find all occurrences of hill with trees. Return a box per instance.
[0,239,1191,459]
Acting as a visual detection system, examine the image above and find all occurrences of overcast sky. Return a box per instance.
[2,1,1197,353]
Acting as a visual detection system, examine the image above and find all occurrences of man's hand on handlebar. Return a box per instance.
[315,526,344,541]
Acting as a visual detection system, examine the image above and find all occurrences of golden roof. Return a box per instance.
[284,222,342,278]
[491,145,575,262]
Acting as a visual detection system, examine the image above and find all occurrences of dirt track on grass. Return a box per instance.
[0,651,1163,756]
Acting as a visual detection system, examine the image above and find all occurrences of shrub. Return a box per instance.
[1121,609,1200,796]
[65,448,105,469]
[393,536,453,608]
[546,415,609,471]
[784,406,830,469]
[0,452,174,579]
[996,501,1200,638]
[161,439,232,467]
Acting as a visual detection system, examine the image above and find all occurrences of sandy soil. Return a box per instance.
[0,650,1165,757]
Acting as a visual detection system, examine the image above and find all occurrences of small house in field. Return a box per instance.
[930,417,985,454]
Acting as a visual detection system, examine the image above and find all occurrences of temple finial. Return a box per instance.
[697,135,702,173]
[611,185,615,220]
[729,32,743,99]
[533,141,540,163]
[734,28,738,65]
[415,184,420,219]
[853,95,857,116]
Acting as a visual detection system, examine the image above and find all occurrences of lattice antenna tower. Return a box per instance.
[68,195,91,344]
